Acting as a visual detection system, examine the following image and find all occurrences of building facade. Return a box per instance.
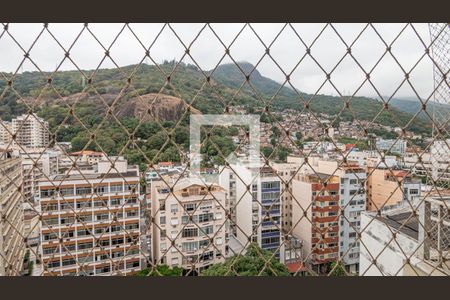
[316,160,366,273]
[0,150,25,276]
[291,173,340,272]
[38,157,142,276]
[366,168,421,211]
[12,114,50,148]
[151,177,229,273]
[220,163,283,260]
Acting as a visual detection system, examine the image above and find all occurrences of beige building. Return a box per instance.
[12,114,50,148]
[38,156,142,276]
[0,120,13,147]
[0,149,26,276]
[151,177,229,274]
[366,168,421,211]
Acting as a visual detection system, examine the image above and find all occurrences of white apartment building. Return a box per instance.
[151,177,229,274]
[219,162,283,261]
[12,114,50,148]
[38,156,142,276]
[316,159,367,273]
[347,150,398,169]
[375,138,407,155]
[402,139,450,186]
[360,193,449,276]
[0,150,25,276]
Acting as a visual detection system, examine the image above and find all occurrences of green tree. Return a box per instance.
[136,265,183,276]
[328,261,347,276]
[201,243,290,276]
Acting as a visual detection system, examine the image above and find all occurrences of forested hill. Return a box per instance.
[0,61,431,135]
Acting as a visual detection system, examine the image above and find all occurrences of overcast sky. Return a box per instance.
[0,23,442,100]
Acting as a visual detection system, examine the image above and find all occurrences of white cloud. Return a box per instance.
[0,23,439,99]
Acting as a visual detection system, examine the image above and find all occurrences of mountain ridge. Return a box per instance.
[0,61,432,135]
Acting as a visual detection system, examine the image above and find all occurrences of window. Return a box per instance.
[349,232,357,238]
[349,190,357,195]
[198,213,214,223]
[43,203,58,212]
[40,189,55,198]
[410,189,419,195]
[171,257,179,266]
[261,181,280,190]
[110,184,123,193]
[200,201,213,210]
[199,225,213,236]
[171,230,178,239]
[43,232,58,241]
[170,204,178,213]
[199,239,210,248]
[349,179,358,185]
[78,242,93,250]
[200,251,214,261]
[160,216,166,225]
[60,188,74,196]
[126,210,138,218]
[76,187,92,195]
[94,186,108,194]
[182,241,199,252]
[340,189,344,195]
[182,228,198,238]
[170,217,179,226]
[110,198,121,206]
[60,202,74,210]
[184,203,196,212]
[215,237,223,245]
[96,213,109,221]
[181,215,189,224]
[215,212,222,220]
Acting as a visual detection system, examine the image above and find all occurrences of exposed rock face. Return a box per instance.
[22,92,201,122]
[115,93,201,122]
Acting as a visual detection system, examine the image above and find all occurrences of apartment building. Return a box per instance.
[316,159,366,273]
[375,138,407,155]
[220,161,283,260]
[0,120,13,146]
[291,173,340,272]
[11,114,50,148]
[271,162,301,233]
[0,149,25,276]
[366,168,421,211]
[360,193,449,276]
[402,139,450,186]
[347,150,398,169]
[38,156,142,276]
[151,177,228,274]
[13,148,60,204]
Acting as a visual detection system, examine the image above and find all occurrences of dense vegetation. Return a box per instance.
[0,61,434,167]
[136,265,183,276]
[201,243,290,276]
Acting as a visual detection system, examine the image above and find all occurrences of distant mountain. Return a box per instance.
[387,96,450,120]
[0,61,431,135]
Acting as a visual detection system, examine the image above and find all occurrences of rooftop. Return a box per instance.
[378,211,419,240]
